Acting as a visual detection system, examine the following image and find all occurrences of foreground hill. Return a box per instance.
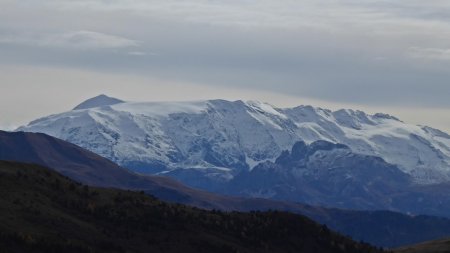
[0,161,383,253]
[395,238,450,253]
[0,130,238,209]
[1,130,450,248]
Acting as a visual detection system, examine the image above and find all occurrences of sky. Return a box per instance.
[1,0,450,132]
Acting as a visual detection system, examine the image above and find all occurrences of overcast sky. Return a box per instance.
[1,0,450,131]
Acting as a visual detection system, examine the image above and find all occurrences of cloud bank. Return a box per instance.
[1,0,450,130]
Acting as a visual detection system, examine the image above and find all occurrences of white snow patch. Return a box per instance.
[112,101,208,117]
[246,110,283,130]
[245,100,288,119]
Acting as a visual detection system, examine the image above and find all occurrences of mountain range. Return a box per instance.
[18,95,450,185]
[2,131,450,248]
[17,95,450,217]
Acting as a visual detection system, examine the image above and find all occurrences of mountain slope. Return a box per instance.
[0,160,383,253]
[229,140,450,217]
[0,130,248,209]
[229,140,412,209]
[18,96,450,185]
[309,209,450,249]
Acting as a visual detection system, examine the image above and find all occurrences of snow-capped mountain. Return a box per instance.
[18,95,450,186]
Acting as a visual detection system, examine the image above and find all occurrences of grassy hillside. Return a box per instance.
[395,238,450,253]
[0,160,383,253]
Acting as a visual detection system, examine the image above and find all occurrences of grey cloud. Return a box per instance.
[1,0,450,109]
[0,30,140,50]
[408,47,450,61]
[43,30,140,49]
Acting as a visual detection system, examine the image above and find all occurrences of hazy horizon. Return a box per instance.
[2,83,450,134]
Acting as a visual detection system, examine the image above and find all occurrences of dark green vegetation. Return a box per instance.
[0,161,384,253]
[395,238,450,253]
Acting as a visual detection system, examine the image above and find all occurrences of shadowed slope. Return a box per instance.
[0,130,229,208]
[0,161,383,253]
[395,238,450,253]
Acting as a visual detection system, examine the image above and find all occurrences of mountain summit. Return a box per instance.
[73,94,124,110]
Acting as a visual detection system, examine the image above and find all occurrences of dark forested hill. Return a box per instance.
[0,161,383,253]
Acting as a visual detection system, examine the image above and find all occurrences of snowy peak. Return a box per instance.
[73,94,124,110]
[373,113,402,122]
